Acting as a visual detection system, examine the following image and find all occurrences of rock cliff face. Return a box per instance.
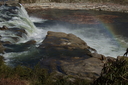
[18,0,128,5]
[2,0,127,5]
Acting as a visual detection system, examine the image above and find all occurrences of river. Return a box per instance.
[0,4,128,66]
[28,9,128,58]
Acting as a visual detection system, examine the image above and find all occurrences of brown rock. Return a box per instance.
[39,31,106,81]
[39,31,93,57]
[25,40,36,44]
[40,56,104,81]
[0,25,8,30]
[60,57,104,80]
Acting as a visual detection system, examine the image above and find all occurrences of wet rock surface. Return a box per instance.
[0,26,27,43]
[39,31,95,57]
[39,31,110,81]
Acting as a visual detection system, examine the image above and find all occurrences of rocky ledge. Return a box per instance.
[38,31,115,81]
[23,2,128,13]
[0,28,117,81]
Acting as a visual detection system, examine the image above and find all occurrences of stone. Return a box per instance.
[39,31,95,57]
[40,56,104,81]
[0,25,8,30]
[39,31,106,81]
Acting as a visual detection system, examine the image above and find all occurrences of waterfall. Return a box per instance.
[0,4,44,66]
[0,4,42,43]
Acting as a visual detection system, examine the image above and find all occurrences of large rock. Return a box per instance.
[40,55,106,81]
[39,31,107,81]
[39,31,96,57]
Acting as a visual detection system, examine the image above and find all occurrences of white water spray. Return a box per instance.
[0,4,44,43]
[0,4,127,66]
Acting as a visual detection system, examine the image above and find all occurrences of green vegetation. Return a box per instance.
[93,56,128,85]
[1,55,128,85]
[0,56,91,85]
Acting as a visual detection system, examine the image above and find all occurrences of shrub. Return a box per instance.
[0,56,91,85]
[93,57,128,85]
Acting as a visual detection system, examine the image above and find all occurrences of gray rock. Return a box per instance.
[39,31,95,57]
[39,31,106,81]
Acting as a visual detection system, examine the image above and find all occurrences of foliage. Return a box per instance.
[93,57,128,85]
[0,56,91,85]
[2,54,128,85]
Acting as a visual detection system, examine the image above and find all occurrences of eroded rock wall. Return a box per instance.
[18,0,128,5]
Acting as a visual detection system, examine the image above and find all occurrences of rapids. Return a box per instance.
[0,4,127,66]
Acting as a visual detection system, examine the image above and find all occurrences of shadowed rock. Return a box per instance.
[39,31,107,81]
[39,31,95,57]
[0,25,8,30]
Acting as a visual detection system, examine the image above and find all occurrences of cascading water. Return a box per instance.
[0,4,43,44]
[30,15,127,58]
[0,4,127,66]
[0,4,44,66]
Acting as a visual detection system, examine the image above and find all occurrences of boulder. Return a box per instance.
[0,25,8,30]
[39,31,96,57]
[39,31,106,81]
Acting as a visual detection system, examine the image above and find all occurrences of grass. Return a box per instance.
[2,55,128,85]
[93,56,128,85]
[0,56,91,85]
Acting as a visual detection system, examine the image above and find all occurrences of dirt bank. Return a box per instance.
[22,2,128,13]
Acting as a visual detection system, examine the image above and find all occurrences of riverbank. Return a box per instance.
[22,2,128,13]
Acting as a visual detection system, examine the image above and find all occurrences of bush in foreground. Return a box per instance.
[93,56,128,85]
[0,56,91,85]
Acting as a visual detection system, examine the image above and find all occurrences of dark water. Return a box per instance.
[28,9,128,58]
[28,9,128,38]
[2,8,128,67]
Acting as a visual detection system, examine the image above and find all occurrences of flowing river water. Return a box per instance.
[28,9,128,58]
[0,4,128,66]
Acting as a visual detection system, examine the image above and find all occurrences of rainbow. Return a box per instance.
[95,17,125,48]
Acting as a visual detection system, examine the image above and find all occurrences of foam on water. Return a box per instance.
[0,4,127,66]
[32,22,126,58]
[30,16,47,23]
